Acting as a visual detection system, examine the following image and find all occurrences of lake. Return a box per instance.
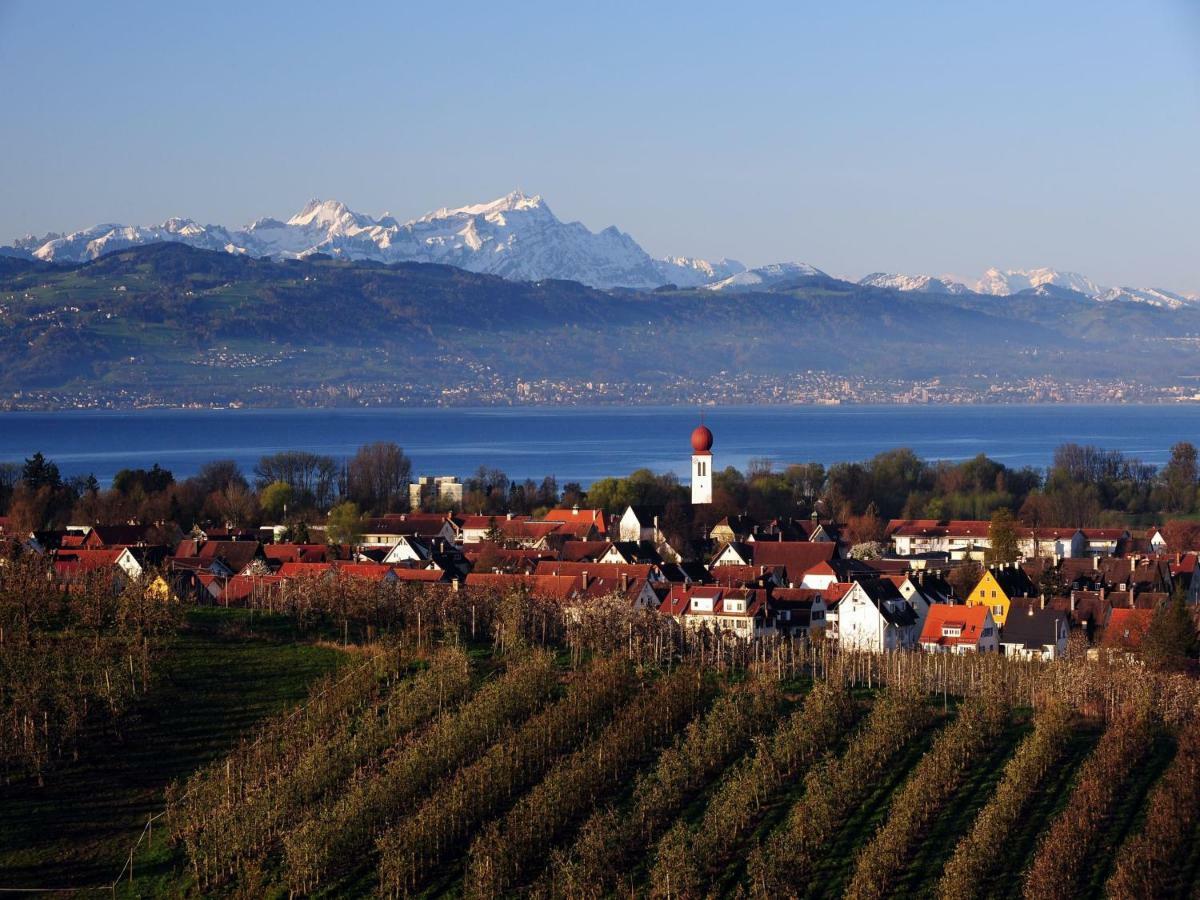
[1,405,1198,486]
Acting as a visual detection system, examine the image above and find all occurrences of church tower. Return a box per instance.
[691,423,713,505]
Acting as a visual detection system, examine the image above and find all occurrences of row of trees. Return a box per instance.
[5,440,1199,540]
[0,554,182,783]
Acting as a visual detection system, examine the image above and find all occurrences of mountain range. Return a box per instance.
[1,240,1198,407]
[7,191,1191,304]
[7,191,745,290]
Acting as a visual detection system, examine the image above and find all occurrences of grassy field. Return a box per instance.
[0,608,346,895]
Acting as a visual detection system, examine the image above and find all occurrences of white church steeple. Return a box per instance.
[690,422,713,505]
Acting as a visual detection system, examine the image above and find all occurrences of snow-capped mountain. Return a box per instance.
[9,198,1193,302]
[656,255,746,287]
[858,272,968,294]
[974,267,1102,297]
[861,265,1196,310]
[703,262,826,292]
[10,192,740,291]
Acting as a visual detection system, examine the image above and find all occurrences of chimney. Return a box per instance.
[1039,592,1046,610]
[581,570,589,589]
[452,578,460,592]
[620,573,629,592]
[1093,556,1100,571]
[506,512,514,520]
[1070,590,1077,613]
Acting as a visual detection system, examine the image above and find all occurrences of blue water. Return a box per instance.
[1,405,1198,486]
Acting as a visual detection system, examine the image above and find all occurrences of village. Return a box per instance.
[4,422,1192,665]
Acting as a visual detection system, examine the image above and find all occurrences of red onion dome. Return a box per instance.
[691,424,713,452]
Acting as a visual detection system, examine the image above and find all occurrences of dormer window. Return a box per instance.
[942,622,965,638]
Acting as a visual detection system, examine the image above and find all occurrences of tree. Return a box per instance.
[949,560,983,600]
[1142,587,1198,671]
[1162,520,1200,553]
[1162,442,1198,513]
[212,484,258,528]
[986,508,1020,565]
[260,481,294,520]
[346,442,412,514]
[194,459,248,495]
[22,452,61,491]
[254,451,339,509]
[112,463,174,495]
[326,502,364,548]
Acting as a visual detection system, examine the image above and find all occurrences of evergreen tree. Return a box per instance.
[1142,586,1198,670]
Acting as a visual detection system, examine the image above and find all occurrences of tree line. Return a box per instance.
[2,441,1197,539]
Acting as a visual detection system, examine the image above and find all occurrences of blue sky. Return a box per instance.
[1,0,1197,290]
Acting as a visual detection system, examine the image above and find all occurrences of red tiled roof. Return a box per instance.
[558,541,613,562]
[743,542,837,582]
[544,508,608,535]
[533,561,655,580]
[920,604,991,648]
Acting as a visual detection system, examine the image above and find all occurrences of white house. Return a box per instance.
[618,506,663,543]
[999,605,1070,660]
[659,586,774,641]
[836,578,920,652]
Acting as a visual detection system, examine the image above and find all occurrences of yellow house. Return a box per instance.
[965,566,1037,627]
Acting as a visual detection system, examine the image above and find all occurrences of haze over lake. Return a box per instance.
[3,405,1199,487]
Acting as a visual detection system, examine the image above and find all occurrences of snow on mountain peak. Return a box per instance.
[703,261,826,292]
[421,190,548,223]
[975,267,1101,298]
[286,198,371,230]
[9,194,1190,302]
[858,272,968,294]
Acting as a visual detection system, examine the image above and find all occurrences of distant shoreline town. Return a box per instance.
[5,372,1200,412]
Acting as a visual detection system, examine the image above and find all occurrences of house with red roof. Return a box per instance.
[1079,528,1131,557]
[53,546,144,585]
[888,520,991,559]
[771,588,830,639]
[543,507,608,537]
[464,570,657,609]
[710,541,839,587]
[919,604,998,654]
[658,585,774,640]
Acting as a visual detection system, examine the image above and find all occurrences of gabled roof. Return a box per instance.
[981,566,1037,598]
[558,540,612,562]
[853,578,918,627]
[1080,528,1129,541]
[658,585,767,619]
[920,604,992,648]
[1000,604,1067,650]
[53,547,131,577]
[710,564,783,587]
[743,541,838,583]
[623,505,663,526]
[543,508,608,535]
[86,524,156,546]
[533,560,656,581]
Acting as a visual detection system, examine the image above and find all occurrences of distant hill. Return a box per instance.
[1,242,1198,405]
